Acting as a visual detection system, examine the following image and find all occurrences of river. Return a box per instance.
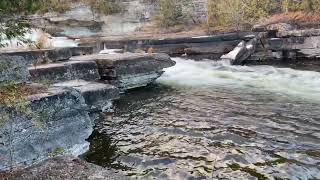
[84,58,320,179]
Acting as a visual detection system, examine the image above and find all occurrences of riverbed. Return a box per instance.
[85,58,320,179]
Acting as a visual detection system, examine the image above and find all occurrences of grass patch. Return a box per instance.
[0,83,48,126]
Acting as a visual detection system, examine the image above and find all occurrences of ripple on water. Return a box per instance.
[85,58,320,179]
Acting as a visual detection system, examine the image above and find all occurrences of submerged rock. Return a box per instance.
[2,156,128,180]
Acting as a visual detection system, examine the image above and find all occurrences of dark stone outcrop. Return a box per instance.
[0,56,29,86]
[2,156,128,180]
[28,61,100,83]
[70,46,95,56]
[0,87,93,171]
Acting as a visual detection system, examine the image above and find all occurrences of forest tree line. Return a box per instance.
[207,0,320,30]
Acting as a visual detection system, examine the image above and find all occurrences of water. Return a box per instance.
[85,58,320,179]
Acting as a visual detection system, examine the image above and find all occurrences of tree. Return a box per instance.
[155,0,184,28]
[0,0,72,46]
[0,0,38,46]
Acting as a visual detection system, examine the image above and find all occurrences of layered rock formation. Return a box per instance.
[0,87,93,170]
[1,46,94,65]
[70,53,176,90]
[0,53,100,171]
[98,32,255,59]
[0,47,175,172]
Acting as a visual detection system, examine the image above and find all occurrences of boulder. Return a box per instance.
[0,56,29,86]
[221,41,247,63]
[221,38,257,65]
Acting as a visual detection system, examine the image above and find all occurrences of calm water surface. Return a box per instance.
[85,58,320,179]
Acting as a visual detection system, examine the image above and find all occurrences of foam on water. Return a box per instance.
[86,57,320,179]
[158,57,320,103]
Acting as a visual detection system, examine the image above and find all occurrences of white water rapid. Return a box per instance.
[158,58,320,103]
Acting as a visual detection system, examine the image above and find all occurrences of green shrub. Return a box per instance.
[88,0,123,18]
[155,0,184,28]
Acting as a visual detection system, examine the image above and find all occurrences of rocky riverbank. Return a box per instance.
[0,45,175,177]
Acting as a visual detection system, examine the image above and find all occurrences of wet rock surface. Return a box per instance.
[1,156,128,180]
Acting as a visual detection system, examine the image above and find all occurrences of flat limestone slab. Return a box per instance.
[1,46,94,65]
[28,61,100,83]
[52,80,120,111]
[71,52,174,66]
[70,53,176,76]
